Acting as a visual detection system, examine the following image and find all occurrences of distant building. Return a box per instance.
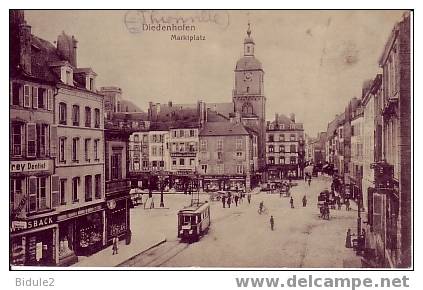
[350,102,364,201]
[265,113,305,180]
[198,120,258,192]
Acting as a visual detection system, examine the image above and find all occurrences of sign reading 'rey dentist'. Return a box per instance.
[10,160,51,173]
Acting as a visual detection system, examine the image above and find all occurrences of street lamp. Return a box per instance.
[159,135,165,208]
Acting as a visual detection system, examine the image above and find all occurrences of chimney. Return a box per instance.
[10,10,32,74]
[275,113,279,123]
[290,113,295,123]
[57,31,77,67]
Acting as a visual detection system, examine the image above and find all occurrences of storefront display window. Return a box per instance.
[107,199,127,240]
[11,237,26,266]
[59,222,75,260]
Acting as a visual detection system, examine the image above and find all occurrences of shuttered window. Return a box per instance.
[47,89,53,111]
[23,85,31,108]
[32,87,38,109]
[50,126,57,157]
[26,123,36,157]
[28,177,37,212]
[51,175,60,208]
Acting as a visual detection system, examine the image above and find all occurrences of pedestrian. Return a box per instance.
[234,194,239,207]
[290,196,294,209]
[308,177,311,187]
[345,228,352,248]
[112,235,119,255]
[247,193,251,204]
[270,215,275,231]
[345,198,350,211]
[222,195,226,208]
[227,196,231,208]
[336,196,341,210]
[302,195,307,207]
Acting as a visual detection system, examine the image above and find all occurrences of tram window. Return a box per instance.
[183,216,190,224]
[191,216,196,224]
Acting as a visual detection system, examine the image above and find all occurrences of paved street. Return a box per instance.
[121,175,361,268]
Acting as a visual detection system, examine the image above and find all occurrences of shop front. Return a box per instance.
[202,175,246,192]
[105,197,130,244]
[56,204,105,263]
[10,215,58,266]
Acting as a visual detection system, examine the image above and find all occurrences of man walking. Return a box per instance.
[247,193,251,204]
[222,195,226,208]
[302,195,307,207]
[112,235,119,255]
[290,196,294,208]
[234,194,239,207]
[270,215,275,231]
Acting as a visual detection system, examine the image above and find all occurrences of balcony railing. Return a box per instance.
[105,179,131,195]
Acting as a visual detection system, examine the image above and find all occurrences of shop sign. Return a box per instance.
[10,159,52,174]
[11,220,27,233]
[27,216,56,230]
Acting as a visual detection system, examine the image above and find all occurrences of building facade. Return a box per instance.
[265,113,305,180]
[350,104,364,201]
[198,121,257,192]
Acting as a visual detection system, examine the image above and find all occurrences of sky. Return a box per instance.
[25,10,406,137]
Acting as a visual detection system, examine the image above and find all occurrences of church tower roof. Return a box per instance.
[235,22,262,71]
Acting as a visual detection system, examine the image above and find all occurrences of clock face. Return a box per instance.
[244,72,253,81]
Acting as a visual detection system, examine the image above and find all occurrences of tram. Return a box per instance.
[177,202,211,243]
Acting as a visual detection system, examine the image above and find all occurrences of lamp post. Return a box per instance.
[159,134,165,208]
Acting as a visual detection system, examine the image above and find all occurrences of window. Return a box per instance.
[36,124,48,157]
[152,161,157,168]
[236,152,243,157]
[172,159,177,166]
[179,130,185,138]
[290,134,296,141]
[279,134,285,141]
[290,157,296,164]
[159,161,164,168]
[217,151,223,160]
[47,89,53,111]
[72,105,80,126]
[11,123,23,156]
[200,140,207,151]
[27,123,36,158]
[268,134,274,142]
[94,139,99,160]
[268,157,275,164]
[111,151,122,179]
[134,134,139,143]
[28,177,48,212]
[89,78,94,91]
[268,145,274,153]
[12,83,21,106]
[279,145,285,153]
[85,175,92,202]
[72,137,79,162]
[66,70,72,84]
[84,138,91,161]
[217,139,223,151]
[10,178,22,210]
[85,107,91,127]
[189,158,195,166]
[290,145,296,153]
[159,146,164,156]
[59,102,67,125]
[190,130,195,137]
[201,164,208,174]
[60,179,66,205]
[180,158,185,165]
[94,108,100,128]
[236,138,243,150]
[72,177,79,202]
[279,156,285,164]
[38,88,46,109]
[217,164,224,174]
[95,174,101,199]
[152,146,157,156]
[172,130,177,138]
[179,143,185,152]
[59,137,66,163]
[152,134,157,143]
[236,165,244,174]
[142,161,148,169]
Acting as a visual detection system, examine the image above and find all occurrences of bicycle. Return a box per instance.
[258,206,268,215]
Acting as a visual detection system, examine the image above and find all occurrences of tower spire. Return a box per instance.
[247,21,251,38]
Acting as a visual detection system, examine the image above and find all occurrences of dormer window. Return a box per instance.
[66,70,72,84]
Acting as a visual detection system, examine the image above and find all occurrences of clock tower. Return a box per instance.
[233,23,266,169]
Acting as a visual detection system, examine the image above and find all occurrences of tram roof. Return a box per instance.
[178,202,209,214]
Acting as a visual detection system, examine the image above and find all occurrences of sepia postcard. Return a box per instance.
[9,9,412,269]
